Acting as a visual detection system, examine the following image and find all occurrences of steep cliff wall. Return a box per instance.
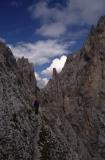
[0,42,40,160]
[41,16,105,160]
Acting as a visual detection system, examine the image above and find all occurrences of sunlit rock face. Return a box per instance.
[40,16,105,160]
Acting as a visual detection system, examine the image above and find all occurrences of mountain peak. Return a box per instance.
[53,68,58,79]
[96,15,105,33]
[0,42,16,69]
[97,16,105,24]
[0,41,6,47]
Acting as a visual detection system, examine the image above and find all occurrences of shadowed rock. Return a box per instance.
[40,15,105,160]
[0,43,39,160]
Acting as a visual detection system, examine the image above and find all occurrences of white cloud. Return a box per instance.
[35,72,48,88]
[42,55,67,76]
[10,40,69,65]
[29,0,105,37]
[36,22,66,37]
[69,0,105,24]
[35,56,67,88]
[29,1,58,20]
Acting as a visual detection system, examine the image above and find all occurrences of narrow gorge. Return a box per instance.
[0,16,105,160]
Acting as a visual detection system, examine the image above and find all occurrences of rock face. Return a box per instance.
[0,42,39,160]
[40,16,105,160]
[17,57,37,95]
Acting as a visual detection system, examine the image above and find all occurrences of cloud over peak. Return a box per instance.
[42,55,67,77]
[35,55,67,88]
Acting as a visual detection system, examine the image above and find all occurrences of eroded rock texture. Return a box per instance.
[40,16,105,160]
[17,57,37,95]
[0,42,39,160]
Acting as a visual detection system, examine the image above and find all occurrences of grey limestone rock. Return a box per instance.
[40,16,105,160]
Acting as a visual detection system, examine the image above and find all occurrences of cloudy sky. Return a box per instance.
[0,0,105,87]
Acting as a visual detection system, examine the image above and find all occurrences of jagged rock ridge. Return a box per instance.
[40,16,105,160]
[0,42,39,159]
